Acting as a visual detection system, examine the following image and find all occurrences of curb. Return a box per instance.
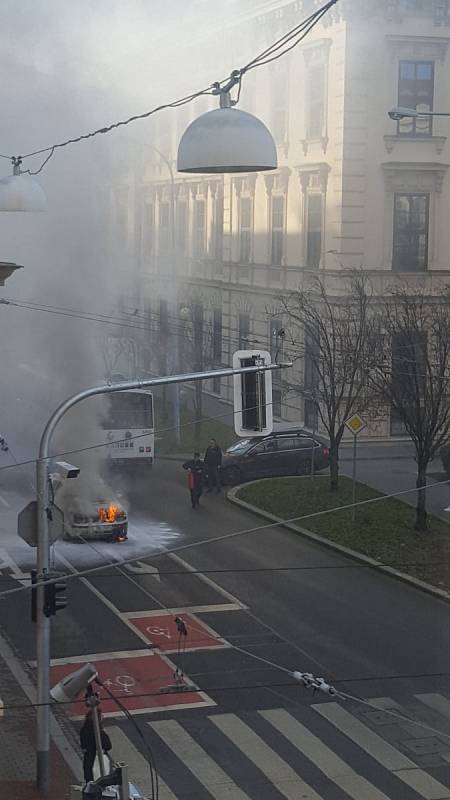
[227,482,450,605]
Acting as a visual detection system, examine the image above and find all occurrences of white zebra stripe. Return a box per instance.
[149,719,251,799]
[212,712,324,800]
[262,708,391,800]
[106,726,176,800]
[314,702,450,800]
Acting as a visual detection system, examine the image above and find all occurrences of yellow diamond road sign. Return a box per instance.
[345,413,366,435]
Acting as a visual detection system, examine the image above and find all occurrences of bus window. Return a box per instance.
[105,392,154,429]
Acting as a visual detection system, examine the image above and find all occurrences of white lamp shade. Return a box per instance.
[0,173,47,211]
[50,662,98,703]
[177,107,277,173]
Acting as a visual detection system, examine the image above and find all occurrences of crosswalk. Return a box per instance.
[105,693,450,800]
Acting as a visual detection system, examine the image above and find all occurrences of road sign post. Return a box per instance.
[344,413,367,523]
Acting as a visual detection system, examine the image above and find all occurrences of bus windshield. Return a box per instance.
[104,391,154,429]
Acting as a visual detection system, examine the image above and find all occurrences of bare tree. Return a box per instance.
[280,272,377,491]
[371,286,450,532]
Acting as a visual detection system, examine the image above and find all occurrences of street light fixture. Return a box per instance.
[0,261,23,285]
[388,106,450,120]
[0,157,47,212]
[177,72,277,174]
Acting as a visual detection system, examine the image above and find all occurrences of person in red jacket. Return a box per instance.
[182,453,206,508]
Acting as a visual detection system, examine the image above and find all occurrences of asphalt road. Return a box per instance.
[2,460,450,798]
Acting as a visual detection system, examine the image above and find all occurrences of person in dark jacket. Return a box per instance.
[182,452,206,508]
[80,708,112,783]
[204,438,222,493]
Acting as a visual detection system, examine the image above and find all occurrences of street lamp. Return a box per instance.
[0,261,23,285]
[388,106,450,120]
[0,157,47,211]
[177,72,277,174]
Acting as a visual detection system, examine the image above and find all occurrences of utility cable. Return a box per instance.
[2,1,338,172]
[2,473,450,601]
[101,681,158,800]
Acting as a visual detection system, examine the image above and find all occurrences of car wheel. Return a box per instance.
[223,465,242,485]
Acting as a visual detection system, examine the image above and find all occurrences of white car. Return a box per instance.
[64,499,128,542]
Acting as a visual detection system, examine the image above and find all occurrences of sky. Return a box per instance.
[0,0,253,463]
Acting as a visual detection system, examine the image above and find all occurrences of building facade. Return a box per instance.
[107,0,450,438]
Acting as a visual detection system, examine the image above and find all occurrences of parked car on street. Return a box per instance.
[220,429,329,485]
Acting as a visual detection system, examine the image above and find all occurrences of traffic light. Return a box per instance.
[30,571,67,621]
[31,569,37,623]
[44,575,67,617]
[232,350,273,437]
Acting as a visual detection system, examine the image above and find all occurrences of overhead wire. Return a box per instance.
[2,472,450,602]
[1,0,338,172]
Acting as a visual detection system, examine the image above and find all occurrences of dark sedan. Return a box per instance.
[220,430,330,485]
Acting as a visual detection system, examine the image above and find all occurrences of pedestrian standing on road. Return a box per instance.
[80,708,112,783]
[182,452,206,509]
[204,438,222,493]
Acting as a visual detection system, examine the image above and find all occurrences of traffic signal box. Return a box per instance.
[31,570,67,622]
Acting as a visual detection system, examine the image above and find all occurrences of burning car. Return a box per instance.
[63,499,128,542]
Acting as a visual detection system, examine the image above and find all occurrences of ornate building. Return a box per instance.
[107,0,450,438]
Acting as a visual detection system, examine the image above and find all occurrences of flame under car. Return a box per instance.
[64,501,128,542]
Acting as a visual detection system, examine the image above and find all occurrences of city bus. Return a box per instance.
[104,389,155,470]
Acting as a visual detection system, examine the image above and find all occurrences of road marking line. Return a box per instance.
[149,719,251,799]
[0,547,28,584]
[57,552,158,648]
[123,602,242,618]
[416,693,450,720]
[0,494,10,507]
[105,726,176,799]
[211,712,323,800]
[262,708,391,800]
[45,649,155,666]
[71,697,216,721]
[168,552,248,609]
[314,701,450,800]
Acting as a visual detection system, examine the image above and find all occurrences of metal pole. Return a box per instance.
[90,704,106,779]
[351,433,357,523]
[35,362,285,792]
[36,457,50,793]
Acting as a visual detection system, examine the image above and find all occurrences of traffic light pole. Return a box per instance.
[35,361,285,793]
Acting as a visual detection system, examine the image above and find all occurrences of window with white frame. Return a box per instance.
[212,194,224,260]
[306,193,323,269]
[239,196,253,264]
[176,200,187,251]
[271,195,285,266]
[306,63,326,140]
[397,61,434,136]
[392,193,429,271]
[193,199,206,257]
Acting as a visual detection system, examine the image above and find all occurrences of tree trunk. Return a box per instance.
[194,382,202,444]
[415,461,428,532]
[329,440,339,491]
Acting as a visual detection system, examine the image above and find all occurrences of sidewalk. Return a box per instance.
[0,631,78,800]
